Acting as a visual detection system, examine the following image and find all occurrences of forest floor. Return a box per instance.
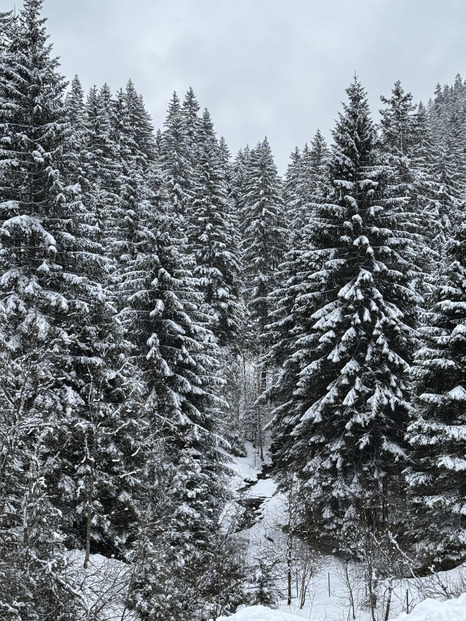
[60,442,466,620]
[224,442,466,621]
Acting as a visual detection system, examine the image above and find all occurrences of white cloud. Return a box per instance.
[42,0,466,172]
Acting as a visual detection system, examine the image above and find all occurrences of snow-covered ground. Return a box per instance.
[224,442,466,621]
[397,593,466,620]
[62,551,137,620]
[217,595,466,621]
[217,605,306,620]
[64,442,466,621]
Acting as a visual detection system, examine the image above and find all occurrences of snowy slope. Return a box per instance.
[218,595,466,621]
[397,593,466,620]
[61,444,466,621]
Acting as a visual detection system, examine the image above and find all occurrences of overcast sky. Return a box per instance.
[35,0,466,172]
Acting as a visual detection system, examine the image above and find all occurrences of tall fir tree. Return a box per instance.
[110,79,158,287]
[0,5,147,617]
[159,91,194,218]
[239,137,286,353]
[283,131,330,251]
[406,219,466,570]
[117,152,231,620]
[0,1,78,613]
[235,138,286,451]
[266,135,330,477]
[268,79,420,553]
[379,81,446,284]
[189,108,243,348]
[81,82,122,262]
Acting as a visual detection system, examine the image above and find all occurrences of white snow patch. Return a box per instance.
[227,441,265,488]
[447,386,466,401]
[217,605,305,620]
[396,593,466,621]
[243,476,276,499]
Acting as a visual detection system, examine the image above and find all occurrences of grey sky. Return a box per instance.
[38,0,466,172]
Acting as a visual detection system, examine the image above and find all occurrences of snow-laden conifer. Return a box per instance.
[406,219,466,569]
[189,108,244,347]
[0,5,148,613]
[269,79,420,552]
[239,137,287,353]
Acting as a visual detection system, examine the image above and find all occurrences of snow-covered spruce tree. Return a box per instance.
[159,91,195,219]
[283,148,302,226]
[188,109,246,454]
[160,90,247,454]
[112,90,244,617]
[0,2,78,614]
[80,83,124,263]
[181,86,202,164]
[405,219,466,570]
[190,108,244,348]
[427,121,465,254]
[379,81,421,159]
[62,76,153,566]
[0,4,147,615]
[235,138,287,451]
[270,134,331,410]
[231,146,251,212]
[110,79,157,271]
[379,81,440,302]
[283,131,330,251]
[427,74,466,162]
[424,76,466,250]
[301,131,331,205]
[116,163,241,620]
[159,90,244,343]
[411,104,448,244]
[239,137,286,354]
[266,151,330,481]
[269,79,420,553]
[379,81,452,286]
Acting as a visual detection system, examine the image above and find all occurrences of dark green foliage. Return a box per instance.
[406,221,466,568]
[190,109,244,348]
[238,138,287,352]
[268,79,420,553]
[0,0,147,606]
[3,0,466,612]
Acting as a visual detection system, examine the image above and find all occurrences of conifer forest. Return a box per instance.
[1,1,466,620]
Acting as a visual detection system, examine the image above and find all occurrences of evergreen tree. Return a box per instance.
[181,86,202,163]
[110,79,157,278]
[0,1,76,613]
[379,82,442,305]
[117,156,230,620]
[379,81,420,157]
[63,76,87,181]
[406,220,466,569]
[269,79,420,552]
[0,7,146,617]
[190,108,243,347]
[283,131,330,251]
[189,109,246,453]
[81,83,122,261]
[234,138,286,451]
[302,130,331,202]
[159,91,194,218]
[239,137,286,354]
[266,134,330,474]
[425,75,466,250]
